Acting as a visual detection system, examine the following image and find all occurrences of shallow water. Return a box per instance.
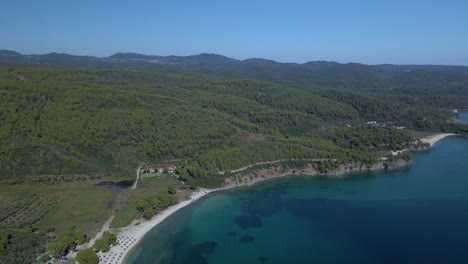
[127,136,468,264]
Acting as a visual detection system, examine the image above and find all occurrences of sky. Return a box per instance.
[1,0,468,65]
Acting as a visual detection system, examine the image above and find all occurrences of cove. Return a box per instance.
[126,136,468,264]
[457,110,468,122]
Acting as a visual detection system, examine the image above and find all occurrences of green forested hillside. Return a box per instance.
[2,50,468,97]
[0,66,466,186]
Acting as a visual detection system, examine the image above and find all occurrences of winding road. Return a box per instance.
[224,158,338,174]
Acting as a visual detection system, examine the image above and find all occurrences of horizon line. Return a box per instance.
[1,48,468,67]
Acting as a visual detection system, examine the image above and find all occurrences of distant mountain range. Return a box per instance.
[1,49,468,95]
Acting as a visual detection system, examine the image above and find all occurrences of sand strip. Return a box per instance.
[97,187,230,264]
[420,133,458,147]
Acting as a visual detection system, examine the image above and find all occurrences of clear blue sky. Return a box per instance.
[1,0,467,65]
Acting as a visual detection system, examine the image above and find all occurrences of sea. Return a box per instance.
[457,110,468,123]
[126,134,468,264]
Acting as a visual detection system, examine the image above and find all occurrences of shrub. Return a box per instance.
[76,248,98,264]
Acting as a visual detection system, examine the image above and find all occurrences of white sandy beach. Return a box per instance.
[420,133,458,147]
[96,188,220,264]
[390,133,457,156]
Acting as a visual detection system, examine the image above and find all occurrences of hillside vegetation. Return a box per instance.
[2,50,468,97]
[1,66,466,186]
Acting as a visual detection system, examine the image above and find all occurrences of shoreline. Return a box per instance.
[111,133,458,263]
[419,133,458,147]
[99,190,210,263]
[98,187,229,264]
[115,162,411,263]
[115,160,411,263]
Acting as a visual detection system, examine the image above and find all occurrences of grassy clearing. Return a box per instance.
[40,185,126,235]
[140,172,162,179]
[111,175,192,228]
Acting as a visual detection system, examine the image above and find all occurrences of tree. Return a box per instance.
[73,228,87,244]
[48,235,74,257]
[143,207,155,220]
[93,232,117,252]
[47,225,88,257]
[0,229,9,253]
[168,185,177,194]
[175,168,189,181]
[76,248,98,264]
[136,190,178,220]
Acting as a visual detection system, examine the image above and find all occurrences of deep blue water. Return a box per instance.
[457,111,468,122]
[126,136,468,264]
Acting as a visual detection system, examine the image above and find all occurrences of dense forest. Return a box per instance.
[1,66,467,187]
[0,227,48,263]
[2,50,468,97]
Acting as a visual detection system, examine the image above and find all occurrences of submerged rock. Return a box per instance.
[190,241,217,254]
[233,214,263,229]
[187,241,218,264]
[240,235,255,243]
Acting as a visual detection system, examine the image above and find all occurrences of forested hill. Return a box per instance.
[1,66,467,186]
[1,50,468,96]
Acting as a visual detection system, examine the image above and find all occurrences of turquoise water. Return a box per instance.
[457,111,468,122]
[126,136,468,264]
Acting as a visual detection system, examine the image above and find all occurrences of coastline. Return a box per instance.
[98,189,209,263]
[420,133,458,147]
[112,133,457,263]
[115,162,412,263]
[99,187,229,264]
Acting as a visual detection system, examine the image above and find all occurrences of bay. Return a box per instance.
[457,111,468,122]
[126,136,468,264]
